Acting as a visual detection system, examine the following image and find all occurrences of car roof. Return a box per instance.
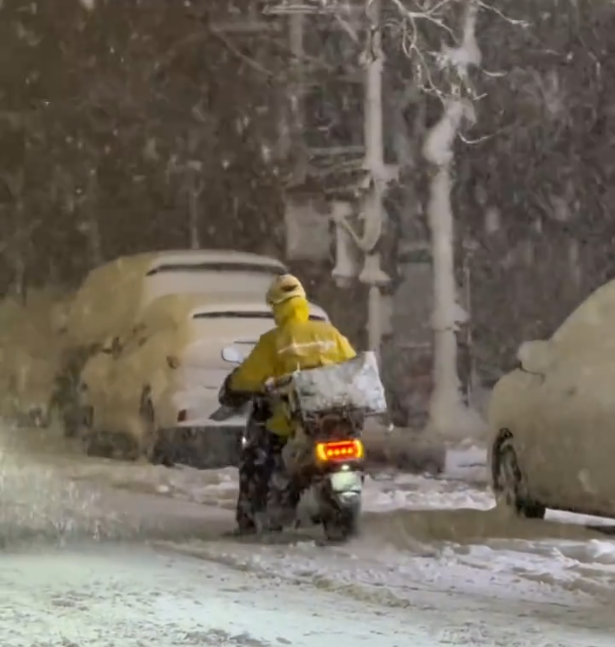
[77,250,288,294]
[65,251,289,345]
[147,249,287,270]
[102,250,287,275]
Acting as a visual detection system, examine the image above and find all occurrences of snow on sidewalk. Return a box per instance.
[60,444,492,512]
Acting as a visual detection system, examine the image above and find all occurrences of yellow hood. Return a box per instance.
[272,296,310,326]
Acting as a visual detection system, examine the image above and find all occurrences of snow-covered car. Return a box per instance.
[62,249,290,346]
[74,293,329,468]
[489,278,615,520]
[52,249,291,433]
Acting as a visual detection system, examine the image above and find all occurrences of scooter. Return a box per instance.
[212,346,366,542]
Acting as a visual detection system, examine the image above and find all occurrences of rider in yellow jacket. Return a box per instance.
[229,273,356,437]
[225,273,356,533]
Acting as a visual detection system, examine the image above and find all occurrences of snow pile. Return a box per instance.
[56,448,488,514]
[364,468,491,512]
[161,515,615,615]
[157,483,615,612]
[558,539,615,565]
[37,440,489,514]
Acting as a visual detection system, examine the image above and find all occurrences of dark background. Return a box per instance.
[0,0,613,385]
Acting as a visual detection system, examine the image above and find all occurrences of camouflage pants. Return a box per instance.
[236,420,295,532]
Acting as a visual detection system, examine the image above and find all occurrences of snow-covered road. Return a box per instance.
[1,429,615,645]
[2,541,613,647]
[1,545,419,647]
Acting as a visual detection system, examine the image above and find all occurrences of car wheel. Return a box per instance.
[140,389,167,465]
[494,434,546,519]
[62,385,91,438]
[77,403,94,437]
[61,399,80,438]
[82,389,139,461]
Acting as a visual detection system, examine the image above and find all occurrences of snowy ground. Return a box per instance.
[1,545,425,647]
[1,429,615,645]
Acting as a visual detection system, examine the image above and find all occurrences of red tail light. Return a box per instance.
[177,409,187,423]
[315,439,364,463]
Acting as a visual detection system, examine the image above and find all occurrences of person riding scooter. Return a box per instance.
[218,273,356,534]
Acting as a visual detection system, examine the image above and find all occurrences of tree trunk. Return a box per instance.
[421,2,487,440]
[423,99,484,439]
[425,150,464,435]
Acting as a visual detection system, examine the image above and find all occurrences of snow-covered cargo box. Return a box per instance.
[291,351,387,417]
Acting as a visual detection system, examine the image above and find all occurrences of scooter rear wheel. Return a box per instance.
[322,504,360,542]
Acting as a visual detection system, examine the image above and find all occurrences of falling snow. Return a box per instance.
[0,0,613,644]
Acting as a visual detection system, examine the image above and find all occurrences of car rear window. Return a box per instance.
[146,262,286,276]
[192,311,326,321]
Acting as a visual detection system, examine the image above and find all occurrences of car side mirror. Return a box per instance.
[517,340,554,374]
[221,346,244,365]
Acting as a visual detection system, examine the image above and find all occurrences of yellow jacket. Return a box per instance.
[229,296,356,437]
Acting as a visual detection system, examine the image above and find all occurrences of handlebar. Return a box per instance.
[263,374,293,394]
[211,378,291,422]
[230,375,293,398]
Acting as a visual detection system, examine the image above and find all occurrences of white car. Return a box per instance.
[53,249,293,436]
[489,278,615,520]
[61,249,292,348]
[76,293,329,468]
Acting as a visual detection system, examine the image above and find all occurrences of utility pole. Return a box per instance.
[357,0,392,353]
[363,0,384,352]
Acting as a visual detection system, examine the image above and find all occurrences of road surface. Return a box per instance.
[0,427,614,645]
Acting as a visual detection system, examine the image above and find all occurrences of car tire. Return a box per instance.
[79,403,94,437]
[62,384,92,439]
[139,389,168,465]
[494,434,546,520]
[61,398,80,438]
[83,388,139,461]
